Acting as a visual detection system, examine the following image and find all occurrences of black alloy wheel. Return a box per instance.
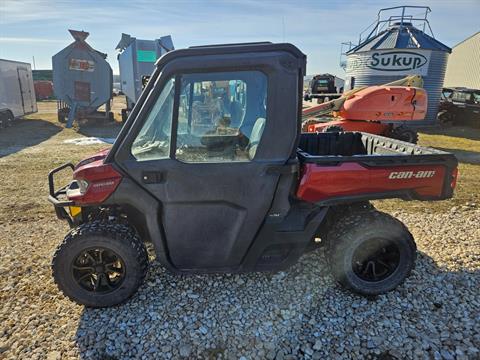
[351,238,400,282]
[72,247,126,293]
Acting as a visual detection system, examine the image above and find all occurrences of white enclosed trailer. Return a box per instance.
[0,59,37,127]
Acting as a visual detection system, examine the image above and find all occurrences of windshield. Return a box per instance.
[131,77,175,160]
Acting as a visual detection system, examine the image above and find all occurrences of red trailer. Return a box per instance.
[34,80,54,100]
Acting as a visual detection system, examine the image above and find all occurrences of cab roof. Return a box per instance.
[155,42,307,75]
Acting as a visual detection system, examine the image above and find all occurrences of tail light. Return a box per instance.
[308,124,316,132]
[67,163,122,205]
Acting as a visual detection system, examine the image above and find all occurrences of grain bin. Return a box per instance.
[344,6,451,125]
[116,33,174,121]
[52,30,113,127]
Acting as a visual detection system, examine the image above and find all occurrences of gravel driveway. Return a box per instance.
[1,208,478,359]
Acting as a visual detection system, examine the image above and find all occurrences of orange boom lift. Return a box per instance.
[302,76,426,143]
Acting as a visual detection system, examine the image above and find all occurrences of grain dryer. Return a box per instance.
[116,33,174,121]
[52,30,113,127]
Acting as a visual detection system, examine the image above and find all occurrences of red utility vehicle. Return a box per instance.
[48,43,457,307]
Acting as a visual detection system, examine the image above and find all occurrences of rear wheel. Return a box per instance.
[0,113,5,129]
[326,207,416,296]
[52,221,148,307]
[0,111,13,129]
[390,125,418,144]
[5,111,14,127]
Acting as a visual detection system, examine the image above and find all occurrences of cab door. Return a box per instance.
[114,47,303,271]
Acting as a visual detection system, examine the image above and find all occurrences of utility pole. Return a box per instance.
[32,56,36,70]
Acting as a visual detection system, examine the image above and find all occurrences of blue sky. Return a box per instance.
[1,0,479,76]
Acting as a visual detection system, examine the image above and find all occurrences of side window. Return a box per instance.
[175,71,267,163]
[452,91,466,103]
[472,92,480,104]
[131,78,175,161]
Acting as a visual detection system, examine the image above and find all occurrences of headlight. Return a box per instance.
[78,179,89,195]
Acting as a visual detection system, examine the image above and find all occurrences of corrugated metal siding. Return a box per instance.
[345,50,448,125]
[444,32,480,89]
[425,51,449,124]
[379,32,397,49]
[348,25,451,53]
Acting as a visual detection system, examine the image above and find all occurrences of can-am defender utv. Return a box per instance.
[48,42,458,307]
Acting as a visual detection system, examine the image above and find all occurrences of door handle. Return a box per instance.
[142,171,165,184]
[265,163,298,175]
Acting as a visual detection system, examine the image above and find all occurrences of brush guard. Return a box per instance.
[48,163,76,225]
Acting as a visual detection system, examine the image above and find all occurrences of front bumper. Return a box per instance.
[48,163,75,225]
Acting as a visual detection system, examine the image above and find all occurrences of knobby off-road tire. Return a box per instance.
[326,207,416,296]
[391,125,419,144]
[52,221,148,307]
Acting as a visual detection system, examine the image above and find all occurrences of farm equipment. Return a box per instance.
[303,75,425,143]
[48,43,457,307]
[304,73,344,102]
[438,87,480,128]
[52,30,113,127]
[116,33,174,122]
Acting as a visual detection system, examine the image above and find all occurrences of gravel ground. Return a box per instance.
[1,207,479,359]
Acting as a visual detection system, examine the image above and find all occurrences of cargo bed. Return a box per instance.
[296,132,458,205]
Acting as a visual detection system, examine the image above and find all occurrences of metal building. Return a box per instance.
[116,33,174,121]
[444,32,480,89]
[52,30,113,127]
[343,6,451,125]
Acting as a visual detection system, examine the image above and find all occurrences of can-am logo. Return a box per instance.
[368,51,428,72]
[388,170,436,179]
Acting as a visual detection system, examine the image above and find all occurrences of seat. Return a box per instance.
[248,117,266,159]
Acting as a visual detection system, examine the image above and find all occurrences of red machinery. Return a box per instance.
[303,76,426,143]
[34,81,54,100]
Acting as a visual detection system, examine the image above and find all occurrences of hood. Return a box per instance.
[74,148,111,171]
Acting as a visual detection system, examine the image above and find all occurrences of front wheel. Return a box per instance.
[326,208,416,296]
[52,221,148,307]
